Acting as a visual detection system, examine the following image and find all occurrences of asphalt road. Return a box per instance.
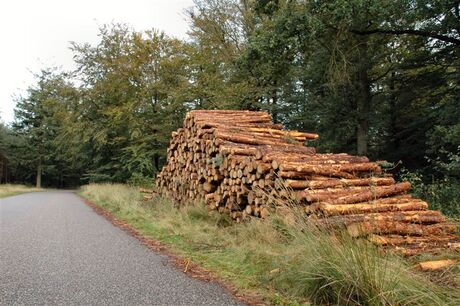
[0,191,243,305]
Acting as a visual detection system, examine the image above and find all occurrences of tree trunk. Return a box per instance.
[356,37,371,156]
[153,154,161,172]
[0,158,4,183]
[271,85,278,123]
[5,159,8,183]
[389,70,399,152]
[36,157,42,188]
[59,172,63,188]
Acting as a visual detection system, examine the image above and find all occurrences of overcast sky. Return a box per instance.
[0,0,194,124]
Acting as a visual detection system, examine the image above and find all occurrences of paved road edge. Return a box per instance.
[76,193,265,306]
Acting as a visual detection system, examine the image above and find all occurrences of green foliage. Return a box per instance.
[11,68,81,187]
[186,0,255,109]
[70,24,191,182]
[0,123,20,183]
[399,169,460,218]
[126,172,154,188]
[235,0,460,160]
[7,24,194,186]
[5,1,460,188]
[427,124,460,178]
[80,183,460,305]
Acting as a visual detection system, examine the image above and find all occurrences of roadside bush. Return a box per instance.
[127,173,154,188]
[399,169,460,218]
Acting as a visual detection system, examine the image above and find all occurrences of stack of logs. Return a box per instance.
[157,110,459,256]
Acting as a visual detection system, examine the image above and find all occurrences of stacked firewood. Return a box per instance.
[157,110,459,256]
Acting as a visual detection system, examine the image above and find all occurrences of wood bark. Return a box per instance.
[316,210,445,227]
[302,182,411,204]
[315,200,428,216]
[417,259,457,271]
[279,162,381,174]
[36,157,42,189]
[284,177,395,189]
[368,234,460,246]
[346,221,457,237]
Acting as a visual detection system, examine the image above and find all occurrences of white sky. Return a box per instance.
[0,0,194,124]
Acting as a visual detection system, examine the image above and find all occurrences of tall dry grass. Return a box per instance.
[0,184,42,198]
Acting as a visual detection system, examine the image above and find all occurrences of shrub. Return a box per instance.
[127,173,154,188]
[399,169,460,218]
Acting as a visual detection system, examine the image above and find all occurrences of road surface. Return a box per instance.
[0,191,243,305]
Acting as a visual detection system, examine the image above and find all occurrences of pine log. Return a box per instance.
[284,177,395,189]
[303,182,411,204]
[359,194,413,204]
[368,234,460,246]
[279,170,355,179]
[302,183,407,204]
[196,121,283,130]
[203,182,217,193]
[255,145,316,159]
[139,188,156,194]
[205,193,216,205]
[191,111,272,119]
[197,117,273,125]
[219,143,260,156]
[260,207,270,219]
[272,157,370,169]
[257,163,272,174]
[243,127,318,139]
[417,259,457,271]
[316,210,445,227]
[314,200,428,216]
[347,221,457,237]
[189,109,269,115]
[397,246,458,256]
[214,127,312,142]
[279,162,381,174]
[215,131,290,146]
[263,153,367,163]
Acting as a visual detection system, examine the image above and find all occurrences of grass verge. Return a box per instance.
[79,183,460,305]
[0,184,43,198]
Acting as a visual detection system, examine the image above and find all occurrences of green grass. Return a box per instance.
[79,183,460,306]
[0,184,43,198]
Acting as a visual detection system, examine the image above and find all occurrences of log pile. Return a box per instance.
[156,110,459,256]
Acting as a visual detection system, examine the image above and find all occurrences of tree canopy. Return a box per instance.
[2,1,459,187]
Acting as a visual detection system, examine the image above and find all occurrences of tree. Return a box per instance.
[13,69,80,187]
[186,0,256,109]
[7,2,459,186]
[236,0,459,167]
[0,122,11,183]
[71,24,192,182]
